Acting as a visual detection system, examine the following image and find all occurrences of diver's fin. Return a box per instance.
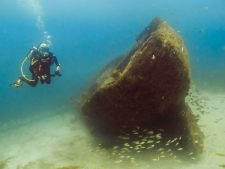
[10,78,23,88]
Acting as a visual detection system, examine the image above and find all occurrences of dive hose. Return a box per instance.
[20,56,35,82]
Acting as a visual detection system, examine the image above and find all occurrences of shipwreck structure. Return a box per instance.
[81,17,203,154]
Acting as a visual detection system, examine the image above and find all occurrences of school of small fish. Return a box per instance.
[94,126,197,164]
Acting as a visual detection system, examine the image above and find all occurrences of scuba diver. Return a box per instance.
[11,43,61,88]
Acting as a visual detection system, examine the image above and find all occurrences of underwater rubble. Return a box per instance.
[81,17,204,160]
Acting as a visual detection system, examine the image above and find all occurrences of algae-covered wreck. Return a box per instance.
[81,17,204,156]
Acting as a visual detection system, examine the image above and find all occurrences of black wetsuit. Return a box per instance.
[25,48,60,87]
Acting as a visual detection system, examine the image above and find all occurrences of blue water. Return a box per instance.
[0,0,225,123]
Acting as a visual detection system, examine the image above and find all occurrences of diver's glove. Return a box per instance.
[55,65,61,76]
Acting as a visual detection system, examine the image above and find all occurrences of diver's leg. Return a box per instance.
[46,69,51,84]
[11,77,24,88]
[40,78,44,84]
[11,74,38,88]
[46,75,51,84]
[21,75,38,87]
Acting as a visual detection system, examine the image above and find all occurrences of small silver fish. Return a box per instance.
[147,140,154,144]
[148,131,154,135]
[171,138,178,143]
[158,148,164,151]
[124,143,129,147]
[181,47,184,52]
[152,54,156,60]
[188,152,194,156]
[114,160,122,164]
[175,142,180,146]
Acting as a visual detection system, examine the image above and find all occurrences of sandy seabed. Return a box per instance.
[0,90,225,169]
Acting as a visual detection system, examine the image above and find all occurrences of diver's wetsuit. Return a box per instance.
[23,48,60,87]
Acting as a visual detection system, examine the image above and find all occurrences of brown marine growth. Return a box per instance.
[81,17,203,154]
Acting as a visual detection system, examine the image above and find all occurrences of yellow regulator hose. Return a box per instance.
[20,56,35,82]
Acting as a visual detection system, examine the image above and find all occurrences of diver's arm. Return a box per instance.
[52,56,60,66]
[51,55,61,76]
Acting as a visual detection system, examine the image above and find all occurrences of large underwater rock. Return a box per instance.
[81,17,203,154]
